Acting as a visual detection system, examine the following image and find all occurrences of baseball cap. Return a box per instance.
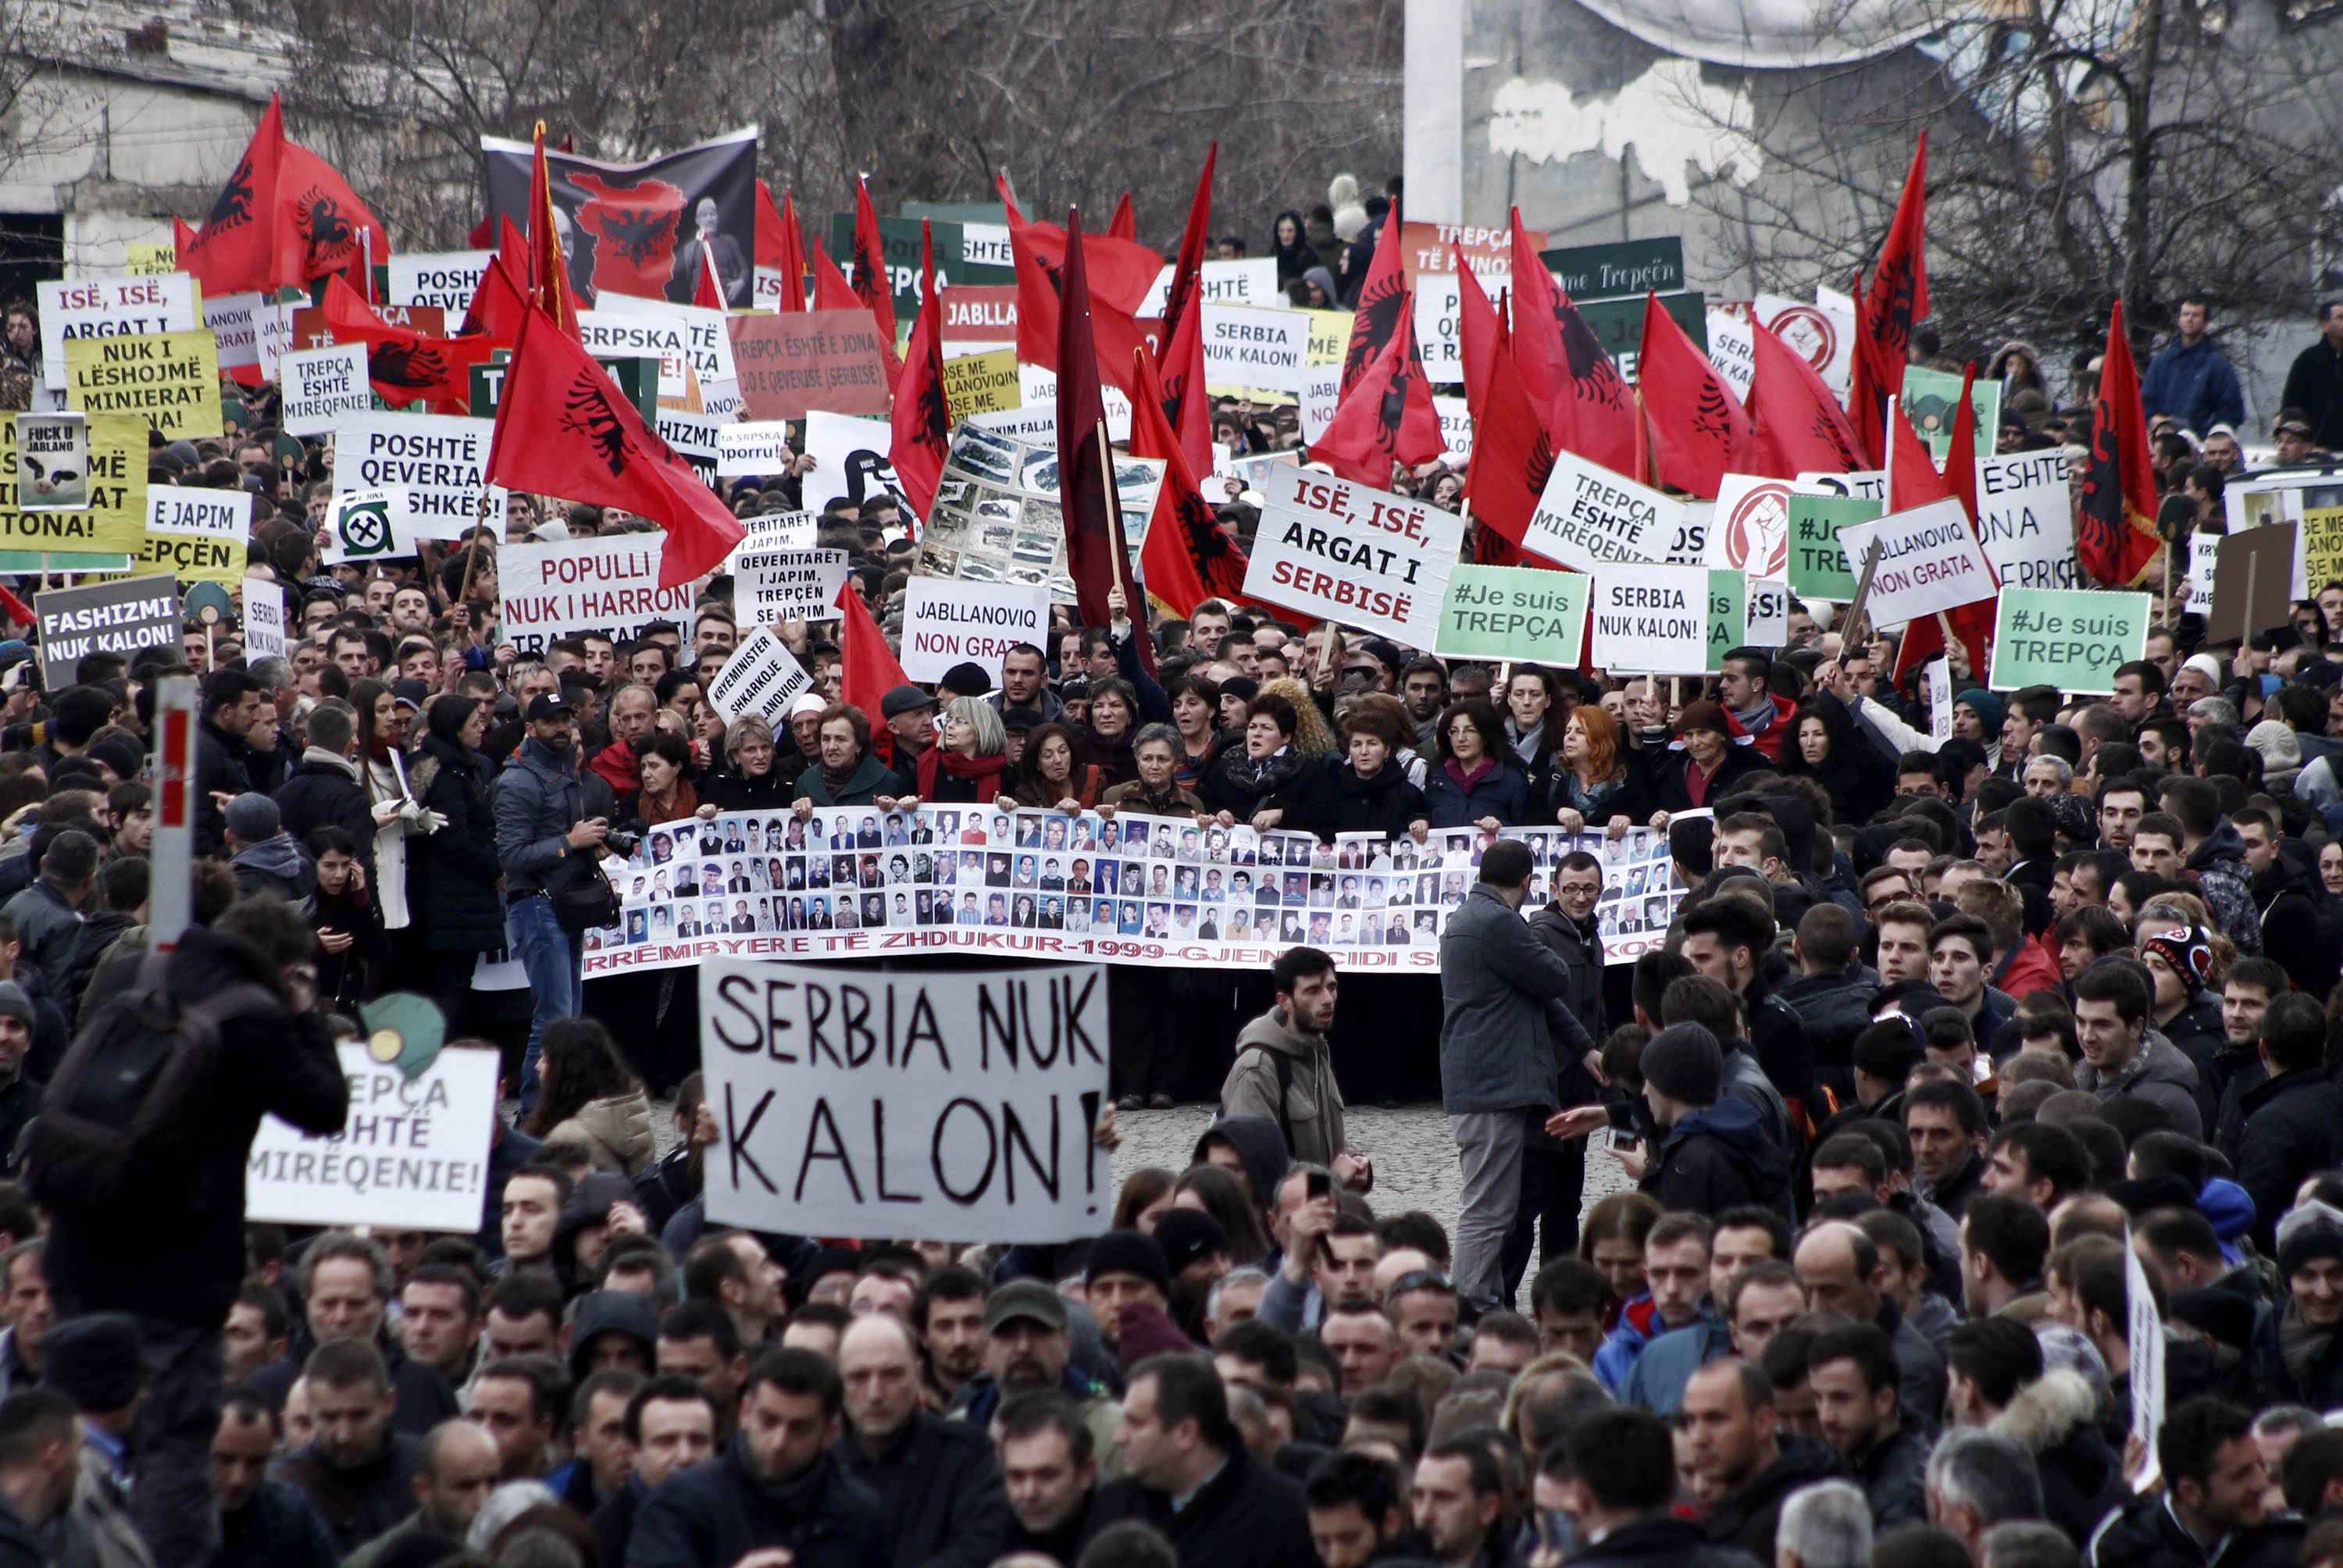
[525,692,572,722]
[390,679,429,711]
[983,1279,1069,1335]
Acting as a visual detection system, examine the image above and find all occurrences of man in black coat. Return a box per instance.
[1683,1360,1841,1557]
[833,1313,1015,1568]
[41,899,348,1567]
[265,1340,427,1556]
[194,668,264,858]
[1632,1024,1792,1221]
[273,699,379,878]
[628,1349,885,1568]
[1545,1404,1761,1567]
[211,1393,337,1566]
[2229,992,2343,1254]
[1084,1352,1314,1568]
[2086,1396,2302,1567]
[1806,1323,1931,1531]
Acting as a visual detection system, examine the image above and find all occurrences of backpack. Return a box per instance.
[23,952,276,1217]
[1226,1043,1299,1153]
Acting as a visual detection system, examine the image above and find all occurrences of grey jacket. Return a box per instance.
[493,735,585,896]
[1439,885,1580,1114]
[2074,1031,2205,1142]
[1220,1007,1350,1170]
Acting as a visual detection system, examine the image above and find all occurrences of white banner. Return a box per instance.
[704,626,815,725]
[245,1044,498,1232]
[2127,1237,2166,1487]
[500,535,694,655]
[280,344,372,437]
[734,548,850,623]
[1202,305,1311,395]
[1837,497,2000,629]
[1974,451,2084,591]
[36,273,200,389]
[698,959,1111,1243]
[1243,467,1463,647]
[243,576,287,660]
[1590,563,1709,672]
[330,412,504,539]
[1524,449,1697,571]
[717,421,796,476]
[900,579,1050,682]
[1760,292,1853,402]
[593,294,739,394]
[389,251,493,315]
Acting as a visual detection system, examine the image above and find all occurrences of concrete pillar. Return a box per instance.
[1404,0,1465,224]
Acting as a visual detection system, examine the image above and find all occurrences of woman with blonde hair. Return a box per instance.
[1552,704,1649,835]
[897,695,1007,806]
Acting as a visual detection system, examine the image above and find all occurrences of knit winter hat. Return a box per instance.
[1639,1022,1723,1106]
[2277,1200,2343,1278]
[1085,1231,1172,1298]
[2139,925,2214,997]
[1152,1210,1229,1279]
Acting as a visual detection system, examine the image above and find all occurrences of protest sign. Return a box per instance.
[1201,305,1311,394]
[122,243,177,276]
[141,486,249,584]
[2186,530,2219,615]
[501,536,694,656]
[204,292,263,378]
[0,412,146,554]
[1974,451,2084,590]
[1537,237,1684,300]
[1988,587,2150,695]
[1140,257,1278,316]
[331,412,502,539]
[1786,494,1878,601]
[320,488,416,566]
[1835,499,1998,628]
[1589,564,1708,672]
[64,329,221,439]
[14,414,89,511]
[389,251,492,313]
[715,422,795,476]
[1011,365,1132,444]
[943,350,1021,420]
[1707,474,1795,579]
[1903,365,2000,458]
[727,311,892,419]
[1706,571,1748,672]
[1927,659,1954,746]
[596,294,739,396]
[799,412,908,516]
[35,576,180,690]
[1434,566,1589,664]
[697,959,1111,1243]
[705,628,815,725]
[469,353,659,427]
[1747,579,1789,646]
[1298,364,1343,444]
[1243,468,1464,647]
[2127,1238,2166,1487]
[245,1043,498,1232]
[2301,486,2343,594]
[587,803,1685,976]
[2206,524,2298,646]
[1756,292,1851,400]
[1522,449,1696,571]
[36,273,200,389]
[242,576,287,661]
[822,212,1016,319]
[1796,467,1888,502]
[279,344,372,437]
[735,548,851,623]
[577,310,697,403]
[729,509,818,558]
[255,301,297,381]
[1413,277,1470,383]
[481,126,758,307]
[940,287,1019,348]
[1432,396,1473,458]
[655,407,724,487]
[900,579,1050,682]
[1706,306,1756,401]
[916,427,1157,600]
[287,301,446,355]
[1567,290,1705,383]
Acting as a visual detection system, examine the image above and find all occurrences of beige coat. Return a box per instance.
[1218,1007,1350,1169]
[545,1089,656,1176]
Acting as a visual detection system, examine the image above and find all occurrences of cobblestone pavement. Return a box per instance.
[1113,1099,1632,1306]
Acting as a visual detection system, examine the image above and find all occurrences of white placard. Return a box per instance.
[2127,1238,2166,1488]
[1242,467,1463,647]
[204,291,264,376]
[1590,563,1709,673]
[655,406,723,486]
[2186,531,2220,615]
[799,411,909,517]
[245,1044,499,1232]
[1835,497,1999,628]
[1413,276,1469,384]
[280,344,372,437]
[1201,305,1311,394]
[734,548,851,623]
[1434,395,1474,459]
[718,421,796,476]
[704,626,815,725]
[899,579,1050,682]
[1523,449,1697,571]
[256,301,298,381]
[592,294,739,394]
[142,486,250,580]
[1747,578,1788,645]
[242,576,287,660]
[389,251,493,314]
[1927,657,1954,746]
[1014,366,1131,444]
[1299,364,1344,444]
[1706,305,1756,402]
[1706,473,1797,579]
[320,487,417,565]
[1760,292,1853,402]
[697,959,1111,1243]
[36,273,200,389]
[500,535,694,655]
[729,510,819,561]
[1140,256,1278,317]
[1974,450,2084,591]
[330,411,504,539]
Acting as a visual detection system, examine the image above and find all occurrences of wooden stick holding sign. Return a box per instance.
[1836,541,1889,655]
[1097,419,1142,611]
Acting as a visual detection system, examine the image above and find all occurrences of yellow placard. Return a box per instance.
[123,242,178,276]
[64,328,223,440]
[943,349,1022,419]
[1306,309,1353,366]
[2304,502,2343,595]
[0,415,148,555]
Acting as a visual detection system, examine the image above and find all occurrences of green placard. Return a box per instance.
[469,353,658,426]
[1535,237,1685,301]
[1432,565,1589,663]
[0,551,130,572]
[1902,365,2001,460]
[1706,570,1747,674]
[1988,587,2152,695]
[1574,290,1705,383]
[1788,494,1881,602]
[825,213,1016,323]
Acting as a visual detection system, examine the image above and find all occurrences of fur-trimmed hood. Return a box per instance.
[1988,1367,2100,1453]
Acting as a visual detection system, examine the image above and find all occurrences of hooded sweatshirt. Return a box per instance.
[1192,1115,1291,1208]
[230,830,316,907]
[1219,1009,1350,1170]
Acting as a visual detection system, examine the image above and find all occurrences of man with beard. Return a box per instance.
[340,1419,501,1567]
[1684,1358,1841,1558]
[951,1281,1123,1475]
[997,1393,1103,1563]
[266,1340,426,1555]
[2236,810,2337,1000]
[1151,1211,1233,1344]
[2087,1398,2298,1566]
[588,1376,718,1568]
[915,1267,989,1409]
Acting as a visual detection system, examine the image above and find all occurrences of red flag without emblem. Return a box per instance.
[833,579,910,765]
[889,221,950,526]
[1850,136,1928,465]
[1746,317,1863,479]
[993,179,1164,315]
[460,253,530,341]
[1054,216,1143,653]
[810,241,861,312]
[1107,193,1136,242]
[1159,144,1218,354]
[2077,299,2162,586]
[757,184,809,312]
[484,306,744,587]
[1000,188,1150,397]
[1457,256,1551,565]
[1312,293,1443,488]
[1155,271,1213,483]
[1637,292,1751,498]
[692,241,724,311]
[1339,201,1411,401]
[1131,345,1250,616]
[1884,383,1995,682]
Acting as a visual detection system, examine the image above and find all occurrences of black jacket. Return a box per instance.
[2254,862,2341,1001]
[408,732,506,954]
[1701,1435,1841,1559]
[1641,1097,1792,1221]
[0,1499,44,1568]
[1743,958,1816,1112]
[245,1331,458,1439]
[833,1409,1016,1568]
[704,760,800,812]
[628,1441,885,1568]
[216,1479,339,1568]
[2086,1489,2305,1568]
[2232,1069,2343,1254]
[44,928,348,1327]
[1528,903,1607,1049]
[1777,964,1881,1094]
[1200,747,1338,841]
[53,908,135,1035]
[1566,1513,1761,1568]
[1848,1418,1931,1529]
[1325,758,1425,838]
[268,1432,426,1556]
[1643,742,1764,814]
[195,718,255,857]
[274,752,377,875]
[1924,1149,1988,1222]
[1086,1447,1316,1568]
[0,1079,35,1182]
[2283,337,2343,450]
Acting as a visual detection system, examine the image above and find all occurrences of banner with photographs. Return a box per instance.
[911,426,1164,604]
[580,804,1696,978]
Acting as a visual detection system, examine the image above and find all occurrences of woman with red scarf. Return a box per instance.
[888,697,1009,808]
